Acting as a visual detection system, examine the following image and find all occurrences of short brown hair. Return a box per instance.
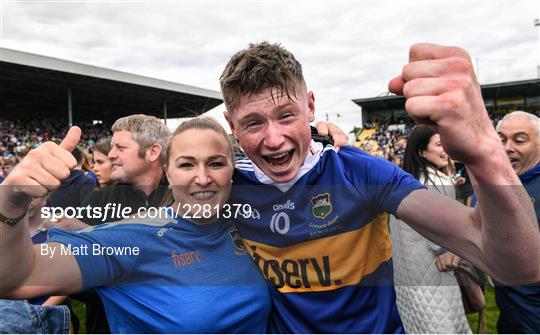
[219,41,306,112]
[111,114,170,163]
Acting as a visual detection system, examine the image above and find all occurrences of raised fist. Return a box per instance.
[389,43,500,165]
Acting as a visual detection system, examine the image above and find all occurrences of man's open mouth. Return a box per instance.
[265,149,294,169]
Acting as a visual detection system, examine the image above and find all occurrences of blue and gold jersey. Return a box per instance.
[232,142,423,333]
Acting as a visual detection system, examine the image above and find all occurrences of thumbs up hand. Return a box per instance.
[1,127,81,217]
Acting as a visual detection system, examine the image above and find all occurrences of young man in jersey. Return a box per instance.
[221,42,540,333]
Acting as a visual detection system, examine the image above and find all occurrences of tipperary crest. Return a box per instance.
[228,228,246,255]
[311,193,332,219]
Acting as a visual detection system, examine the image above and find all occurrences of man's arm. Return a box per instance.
[397,189,538,284]
[390,43,540,285]
[313,121,349,149]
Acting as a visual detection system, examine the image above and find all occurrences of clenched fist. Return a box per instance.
[388,43,501,166]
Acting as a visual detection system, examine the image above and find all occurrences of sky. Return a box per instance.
[1,0,539,133]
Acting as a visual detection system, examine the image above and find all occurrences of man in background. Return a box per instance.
[493,111,540,333]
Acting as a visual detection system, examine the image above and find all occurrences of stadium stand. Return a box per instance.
[353,79,540,165]
[0,48,222,181]
[353,108,540,165]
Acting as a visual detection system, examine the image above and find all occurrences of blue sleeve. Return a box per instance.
[339,147,424,215]
[46,224,146,291]
[86,171,99,185]
[470,194,477,207]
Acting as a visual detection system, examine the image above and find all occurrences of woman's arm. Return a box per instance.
[0,127,83,298]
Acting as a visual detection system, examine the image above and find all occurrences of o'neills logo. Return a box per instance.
[170,250,204,268]
[311,193,332,219]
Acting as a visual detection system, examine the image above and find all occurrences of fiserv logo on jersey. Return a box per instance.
[249,245,342,289]
[243,218,394,292]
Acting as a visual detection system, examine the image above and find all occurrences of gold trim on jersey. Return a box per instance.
[243,213,392,293]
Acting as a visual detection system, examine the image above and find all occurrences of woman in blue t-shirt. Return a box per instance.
[0,117,270,333]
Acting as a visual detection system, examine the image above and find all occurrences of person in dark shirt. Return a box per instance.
[80,114,170,227]
[493,111,540,333]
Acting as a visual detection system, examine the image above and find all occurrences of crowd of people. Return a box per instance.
[0,117,110,182]
[355,119,411,164]
[0,41,539,334]
[356,108,540,167]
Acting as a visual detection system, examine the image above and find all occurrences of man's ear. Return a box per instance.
[224,111,238,138]
[307,91,315,122]
[146,143,162,163]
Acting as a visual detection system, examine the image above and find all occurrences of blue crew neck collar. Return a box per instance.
[520,163,540,183]
[164,207,225,234]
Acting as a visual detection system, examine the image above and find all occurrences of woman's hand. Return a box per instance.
[436,251,461,272]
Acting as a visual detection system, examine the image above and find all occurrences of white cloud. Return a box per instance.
[2,0,540,132]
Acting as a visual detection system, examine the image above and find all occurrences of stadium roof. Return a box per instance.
[480,78,540,99]
[351,94,406,111]
[352,78,540,112]
[0,47,223,123]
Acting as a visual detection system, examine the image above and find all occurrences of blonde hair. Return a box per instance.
[160,116,234,207]
[165,116,234,166]
[79,147,93,172]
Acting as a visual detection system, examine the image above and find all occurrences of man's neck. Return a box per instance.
[131,168,164,196]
